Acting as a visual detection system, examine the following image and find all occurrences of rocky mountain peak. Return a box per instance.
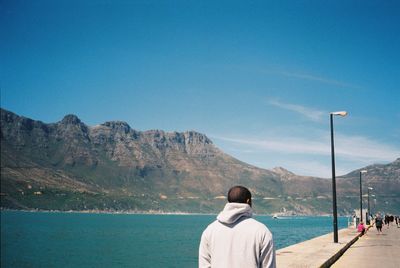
[1,108,17,123]
[272,167,295,176]
[56,114,90,142]
[61,114,82,125]
[102,121,131,134]
[142,130,212,146]
[183,131,212,145]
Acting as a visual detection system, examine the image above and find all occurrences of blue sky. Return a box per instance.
[1,0,399,178]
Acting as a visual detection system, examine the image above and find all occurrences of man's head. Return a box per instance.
[227,186,252,207]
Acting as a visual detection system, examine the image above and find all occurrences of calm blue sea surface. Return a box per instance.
[1,211,348,268]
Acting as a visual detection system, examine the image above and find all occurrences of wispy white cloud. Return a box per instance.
[267,99,326,122]
[263,69,361,89]
[213,134,400,165]
[215,135,326,155]
[334,134,400,163]
[280,160,348,178]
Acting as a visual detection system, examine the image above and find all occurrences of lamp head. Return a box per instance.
[368,187,373,190]
[360,170,368,174]
[330,111,348,117]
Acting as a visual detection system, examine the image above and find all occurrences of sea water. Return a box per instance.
[1,211,348,267]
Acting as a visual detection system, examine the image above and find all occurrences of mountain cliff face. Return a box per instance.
[1,108,399,214]
[337,159,400,214]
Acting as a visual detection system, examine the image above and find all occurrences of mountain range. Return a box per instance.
[1,108,399,215]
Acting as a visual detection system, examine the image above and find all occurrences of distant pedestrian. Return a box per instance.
[384,215,390,228]
[375,215,383,233]
[199,185,276,268]
[357,221,366,235]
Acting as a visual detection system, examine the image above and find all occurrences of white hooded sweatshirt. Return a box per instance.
[199,203,276,268]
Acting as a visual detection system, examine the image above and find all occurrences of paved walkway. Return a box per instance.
[332,224,400,268]
[276,227,360,268]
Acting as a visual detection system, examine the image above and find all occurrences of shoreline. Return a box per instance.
[0,207,216,216]
[0,207,349,217]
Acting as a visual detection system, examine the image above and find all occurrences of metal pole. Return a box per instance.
[359,172,363,223]
[368,188,371,223]
[330,114,338,243]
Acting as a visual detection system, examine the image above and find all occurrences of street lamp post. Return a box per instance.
[330,111,347,243]
[372,195,376,215]
[368,187,373,224]
[360,170,367,223]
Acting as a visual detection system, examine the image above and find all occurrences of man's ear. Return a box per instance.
[246,199,251,206]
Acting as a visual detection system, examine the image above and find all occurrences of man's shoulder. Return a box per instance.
[202,220,219,233]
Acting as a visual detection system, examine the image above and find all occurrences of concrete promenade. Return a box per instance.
[276,223,400,268]
[333,223,400,268]
[276,227,361,268]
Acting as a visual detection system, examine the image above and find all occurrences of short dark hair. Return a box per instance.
[227,186,252,204]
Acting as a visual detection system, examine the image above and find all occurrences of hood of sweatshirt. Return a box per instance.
[217,203,253,225]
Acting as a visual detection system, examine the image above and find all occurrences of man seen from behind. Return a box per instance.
[199,185,276,268]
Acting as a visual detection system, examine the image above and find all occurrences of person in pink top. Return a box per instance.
[357,221,366,235]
